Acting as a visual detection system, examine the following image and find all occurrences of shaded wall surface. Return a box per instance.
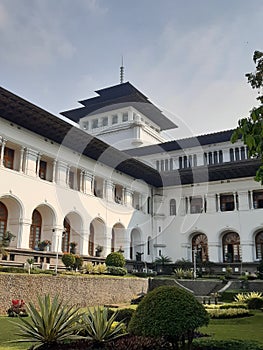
[0,274,148,315]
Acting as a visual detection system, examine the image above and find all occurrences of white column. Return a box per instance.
[0,139,6,167]
[52,160,57,183]
[78,230,89,255]
[223,149,230,162]
[240,240,254,262]
[36,153,41,177]
[238,191,249,211]
[24,148,38,176]
[208,242,221,262]
[105,180,115,202]
[51,227,64,253]
[56,161,68,186]
[125,188,133,207]
[18,218,31,249]
[19,147,25,173]
[83,171,93,195]
[206,194,216,213]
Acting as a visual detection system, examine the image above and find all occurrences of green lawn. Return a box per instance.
[0,317,32,350]
[200,311,263,344]
[1,311,263,349]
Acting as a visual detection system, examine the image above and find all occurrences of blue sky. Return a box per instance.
[0,0,262,139]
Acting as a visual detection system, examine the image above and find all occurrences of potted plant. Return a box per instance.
[38,240,51,251]
[69,241,77,254]
[1,231,15,247]
[95,245,103,257]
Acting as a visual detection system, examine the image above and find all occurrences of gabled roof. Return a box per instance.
[61,82,177,130]
[0,86,163,187]
[126,129,235,156]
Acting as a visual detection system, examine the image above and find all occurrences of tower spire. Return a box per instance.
[120,56,124,84]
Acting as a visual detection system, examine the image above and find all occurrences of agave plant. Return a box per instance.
[15,294,84,349]
[234,291,263,303]
[81,306,127,343]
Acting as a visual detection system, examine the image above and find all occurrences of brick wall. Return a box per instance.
[0,274,148,315]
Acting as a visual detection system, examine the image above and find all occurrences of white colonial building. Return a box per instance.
[0,82,263,269]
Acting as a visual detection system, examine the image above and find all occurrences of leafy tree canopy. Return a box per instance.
[231,51,263,183]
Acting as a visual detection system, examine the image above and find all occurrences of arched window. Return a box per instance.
[62,218,71,252]
[183,156,188,168]
[192,234,209,262]
[255,231,263,260]
[0,202,8,241]
[222,232,241,263]
[170,199,176,216]
[214,151,218,164]
[29,210,42,249]
[208,152,213,164]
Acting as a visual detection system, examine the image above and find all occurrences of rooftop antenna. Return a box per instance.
[120,56,124,84]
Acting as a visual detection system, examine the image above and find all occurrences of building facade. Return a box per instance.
[0,82,263,269]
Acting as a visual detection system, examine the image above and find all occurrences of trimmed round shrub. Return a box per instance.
[246,297,263,310]
[107,266,127,276]
[128,286,209,348]
[61,253,75,269]
[105,252,125,268]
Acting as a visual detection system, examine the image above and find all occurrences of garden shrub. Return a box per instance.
[246,297,263,310]
[105,334,171,349]
[62,253,75,269]
[93,263,107,274]
[0,266,26,273]
[107,266,127,276]
[73,255,84,270]
[192,339,263,350]
[220,290,241,302]
[105,252,125,268]
[207,308,252,319]
[219,303,247,309]
[84,261,94,274]
[128,286,209,349]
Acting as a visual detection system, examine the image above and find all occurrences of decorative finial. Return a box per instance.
[120,56,124,84]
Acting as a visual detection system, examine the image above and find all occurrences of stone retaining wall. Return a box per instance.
[0,274,148,315]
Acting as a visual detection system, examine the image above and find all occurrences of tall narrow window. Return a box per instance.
[229,148,234,162]
[214,151,218,164]
[188,155,192,167]
[179,157,182,169]
[156,160,160,171]
[240,146,246,160]
[220,194,235,211]
[165,159,169,171]
[219,150,223,163]
[190,197,203,214]
[170,199,176,216]
[39,160,47,180]
[0,202,8,241]
[193,154,197,167]
[3,147,14,169]
[203,153,207,165]
[208,152,213,165]
[68,171,74,189]
[29,210,42,249]
[235,148,240,161]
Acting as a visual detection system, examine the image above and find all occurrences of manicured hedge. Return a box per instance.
[192,339,263,350]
